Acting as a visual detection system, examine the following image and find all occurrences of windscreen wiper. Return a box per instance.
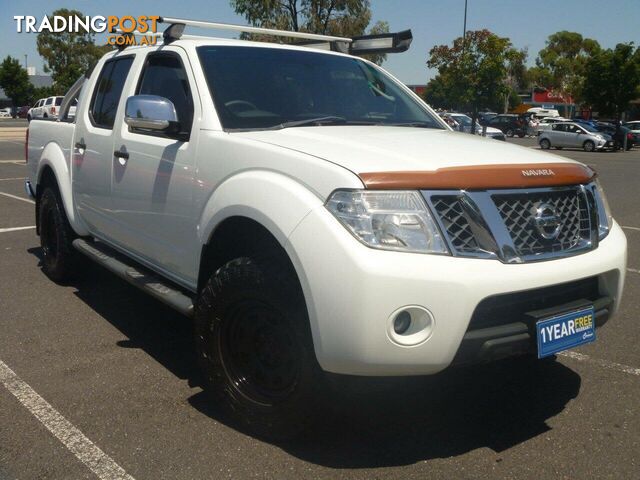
[278,116,348,129]
[381,122,438,129]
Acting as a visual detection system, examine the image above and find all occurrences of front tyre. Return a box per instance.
[38,187,77,282]
[194,256,320,439]
[583,140,596,152]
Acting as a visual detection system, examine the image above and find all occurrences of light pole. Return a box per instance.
[24,54,27,69]
[463,0,468,44]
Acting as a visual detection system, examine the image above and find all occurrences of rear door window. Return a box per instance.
[90,56,134,129]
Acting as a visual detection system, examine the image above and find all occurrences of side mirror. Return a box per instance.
[124,95,179,132]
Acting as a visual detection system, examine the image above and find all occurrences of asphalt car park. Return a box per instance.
[0,123,638,479]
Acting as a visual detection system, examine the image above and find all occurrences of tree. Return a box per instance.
[422,75,453,110]
[0,56,33,111]
[230,0,389,63]
[583,43,640,120]
[427,30,525,130]
[503,47,528,113]
[534,31,600,114]
[36,8,111,94]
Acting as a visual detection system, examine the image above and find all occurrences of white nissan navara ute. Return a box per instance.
[25,20,627,437]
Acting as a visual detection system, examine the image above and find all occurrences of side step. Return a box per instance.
[72,239,195,317]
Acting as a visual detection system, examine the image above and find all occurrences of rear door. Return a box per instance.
[33,100,43,117]
[549,123,567,146]
[109,46,199,286]
[73,54,135,236]
[43,97,53,117]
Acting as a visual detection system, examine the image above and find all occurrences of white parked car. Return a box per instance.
[25,19,627,437]
[535,117,569,134]
[28,96,64,121]
[0,108,11,118]
[527,107,560,118]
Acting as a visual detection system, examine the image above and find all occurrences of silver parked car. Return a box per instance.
[538,122,612,152]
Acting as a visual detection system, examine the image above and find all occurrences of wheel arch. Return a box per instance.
[35,143,88,236]
[198,216,300,293]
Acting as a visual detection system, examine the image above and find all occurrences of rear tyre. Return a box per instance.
[194,256,321,440]
[539,138,551,150]
[38,187,77,282]
[583,140,595,152]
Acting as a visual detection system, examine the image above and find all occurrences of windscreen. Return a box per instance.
[452,115,472,127]
[197,46,443,131]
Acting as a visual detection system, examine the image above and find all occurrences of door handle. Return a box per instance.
[113,150,129,160]
[75,142,86,150]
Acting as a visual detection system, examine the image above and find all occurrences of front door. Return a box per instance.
[110,47,200,287]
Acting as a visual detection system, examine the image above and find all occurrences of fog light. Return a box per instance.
[387,306,435,346]
[393,311,412,334]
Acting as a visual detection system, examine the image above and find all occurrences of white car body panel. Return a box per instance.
[236,126,575,174]
[25,36,628,376]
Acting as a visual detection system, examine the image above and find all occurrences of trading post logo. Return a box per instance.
[14,15,160,46]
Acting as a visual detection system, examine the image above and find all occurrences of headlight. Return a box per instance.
[326,190,449,254]
[594,179,613,239]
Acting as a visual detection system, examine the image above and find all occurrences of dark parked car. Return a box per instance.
[16,106,31,119]
[477,111,498,126]
[595,123,635,150]
[572,118,598,129]
[487,114,526,137]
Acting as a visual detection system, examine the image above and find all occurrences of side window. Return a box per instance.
[136,53,194,137]
[55,97,63,106]
[45,98,53,106]
[90,57,134,129]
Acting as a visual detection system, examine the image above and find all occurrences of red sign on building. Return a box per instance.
[532,89,573,105]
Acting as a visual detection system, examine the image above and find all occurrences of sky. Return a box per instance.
[1,0,639,84]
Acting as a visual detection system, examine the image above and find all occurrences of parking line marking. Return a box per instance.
[0,360,135,480]
[628,268,640,274]
[622,225,640,232]
[558,351,640,377]
[0,226,35,233]
[0,160,25,163]
[0,191,34,204]
[0,177,24,181]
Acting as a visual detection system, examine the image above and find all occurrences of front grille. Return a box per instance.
[492,189,590,256]
[431,196,478,252]
[424,186,595,263]
[469,276,600,330]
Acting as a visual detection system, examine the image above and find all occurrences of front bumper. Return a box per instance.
[287,207,627,376]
